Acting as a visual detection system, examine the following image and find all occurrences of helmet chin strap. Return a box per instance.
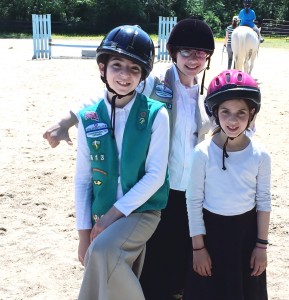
[201,57,211,95]
[101,73,136,139]
[220,117,252,170]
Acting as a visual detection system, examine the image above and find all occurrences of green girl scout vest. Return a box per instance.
[79,93,169,224]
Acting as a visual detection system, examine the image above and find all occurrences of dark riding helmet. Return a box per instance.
[167,18,215,62]
[96,25,155,79]
[244,0,252,6]
[206,69,261,118]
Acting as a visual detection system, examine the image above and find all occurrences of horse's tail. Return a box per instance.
[231,26,259,74]
[232,32,246,71]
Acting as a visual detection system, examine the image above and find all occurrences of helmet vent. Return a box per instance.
[237,73,243,82]
[225,73,231,83]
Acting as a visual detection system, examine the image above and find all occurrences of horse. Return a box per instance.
[231,26,259,74]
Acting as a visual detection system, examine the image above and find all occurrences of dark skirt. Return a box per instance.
[140,189,192,300]
[183,207,268,300]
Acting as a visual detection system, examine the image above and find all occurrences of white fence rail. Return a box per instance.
[32,15,177,61]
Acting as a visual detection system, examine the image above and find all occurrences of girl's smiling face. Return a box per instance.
[99,55,142,96]
[218,99,255,138]
[175,49,208,86]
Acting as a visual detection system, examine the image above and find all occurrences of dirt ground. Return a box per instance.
[0,39,288,300]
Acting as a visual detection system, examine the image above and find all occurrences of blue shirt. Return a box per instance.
[238,8,256,28]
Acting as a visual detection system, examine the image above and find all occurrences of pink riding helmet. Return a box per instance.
[205,69,261,117]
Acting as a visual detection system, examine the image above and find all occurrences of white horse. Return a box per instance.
[231,26,259,74]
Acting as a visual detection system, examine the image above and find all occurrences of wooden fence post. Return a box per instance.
[32,14,51,59]
[157,16,177,61]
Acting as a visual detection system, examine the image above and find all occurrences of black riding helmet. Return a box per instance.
[96,25,155,139]
[96,25,155,81]
[166,18,215,94]
[167,18,215,62]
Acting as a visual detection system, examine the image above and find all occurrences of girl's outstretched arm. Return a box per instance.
[43,111,78,147]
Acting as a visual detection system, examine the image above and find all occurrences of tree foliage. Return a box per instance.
[0,0,288,35]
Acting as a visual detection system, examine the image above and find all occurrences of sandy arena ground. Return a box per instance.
[0,39,288,299]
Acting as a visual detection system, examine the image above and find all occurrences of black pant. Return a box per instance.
[140,189,192,300]
[183,208,268,300]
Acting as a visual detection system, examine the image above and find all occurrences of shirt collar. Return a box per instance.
[103,90,136,114]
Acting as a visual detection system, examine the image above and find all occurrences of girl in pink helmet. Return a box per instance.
[184,69,271,300]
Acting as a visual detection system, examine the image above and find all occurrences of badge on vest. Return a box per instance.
[92,140,101,150]
[155,83,173,99]
[94,180,102,186]
[90,154,105,161]
[92,168,107,175]
[138,110,149,130]
[84,111,99,121]
[85,122,109,138]
[93,214,104,222]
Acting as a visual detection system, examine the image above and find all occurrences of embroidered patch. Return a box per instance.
[84,111,99,121]
[91,140,101,150]
[155,83,173,99]
[94,180,102,186]
[165,103,172,110]
[139,111,147,125]
[138,110,148,129]
[86,122,109,138]
[92,168,107,175]
[93,214,104,222]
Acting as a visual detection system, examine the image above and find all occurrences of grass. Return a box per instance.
[215,37,289,49]
[1,33,289,49]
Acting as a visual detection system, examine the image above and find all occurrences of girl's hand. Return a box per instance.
[250,246,267,276]
[90,206,124,242]
[90,217,107,242]
[78,230,91,266]
[193,248,212,277]
[43,123,72,148]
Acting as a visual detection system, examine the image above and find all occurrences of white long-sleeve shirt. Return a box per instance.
[186,138,271,237]
[167,65,199,191]
[74,92,169,230]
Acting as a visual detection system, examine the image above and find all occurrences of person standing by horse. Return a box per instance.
[224,16,239,69]
[238,0,264,43]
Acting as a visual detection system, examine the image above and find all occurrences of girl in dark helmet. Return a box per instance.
[184,69,271,300]
[238,0,264,42]
[140,18,215,300]
[74,25,170,300]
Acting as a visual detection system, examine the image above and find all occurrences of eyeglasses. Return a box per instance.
[179,49,209,59]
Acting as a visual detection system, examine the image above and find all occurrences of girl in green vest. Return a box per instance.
[43,18,215,300]
[75,25,170,300]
